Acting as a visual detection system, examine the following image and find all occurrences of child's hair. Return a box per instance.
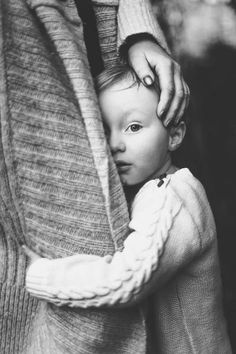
[95,63,187,125]
[95,63,160,95]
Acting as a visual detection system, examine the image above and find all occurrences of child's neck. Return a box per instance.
[124,182,144,207]
[150,159,175,180]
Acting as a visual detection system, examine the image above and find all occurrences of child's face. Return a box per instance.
[99,78,171,186]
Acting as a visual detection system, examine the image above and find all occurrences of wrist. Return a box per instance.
[119,33,158,62]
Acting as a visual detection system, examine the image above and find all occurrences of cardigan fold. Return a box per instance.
[26,168,232,353]
[0,0,169,353]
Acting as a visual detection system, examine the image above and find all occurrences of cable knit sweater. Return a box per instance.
[0,1,169,353]
[26,169,232,353]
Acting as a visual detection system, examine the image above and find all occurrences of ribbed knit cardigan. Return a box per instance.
[0,0,168,353]
[26,168,232,353]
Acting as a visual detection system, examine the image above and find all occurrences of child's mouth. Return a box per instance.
[115,161,131,172]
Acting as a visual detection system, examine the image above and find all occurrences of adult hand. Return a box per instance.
[128,40,190,126]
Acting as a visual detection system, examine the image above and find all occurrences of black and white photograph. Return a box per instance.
[0,0,235,353]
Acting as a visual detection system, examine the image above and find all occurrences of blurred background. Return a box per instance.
[151,0,236,350]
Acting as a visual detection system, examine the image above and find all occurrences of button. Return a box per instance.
[157,179,164,187]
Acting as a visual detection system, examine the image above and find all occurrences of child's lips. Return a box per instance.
[115,161,131,172]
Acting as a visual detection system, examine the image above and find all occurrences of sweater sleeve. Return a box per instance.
[26,170,211,308]
[117,0,169,52]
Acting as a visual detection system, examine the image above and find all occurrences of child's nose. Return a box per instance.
[109,133,126,154]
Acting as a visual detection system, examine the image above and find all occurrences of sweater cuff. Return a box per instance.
[26,258,56,298]
[119,33,158,62]
[117,0,169,53]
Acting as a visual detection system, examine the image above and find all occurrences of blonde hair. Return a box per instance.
[95,63,160,95]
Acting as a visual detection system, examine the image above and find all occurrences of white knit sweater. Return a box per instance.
[25,168,232,353]
[26,168,215,306]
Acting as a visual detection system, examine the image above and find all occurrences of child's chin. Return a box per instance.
[121,178,134,186]
[121,178,143,187]
[120,174,144,187]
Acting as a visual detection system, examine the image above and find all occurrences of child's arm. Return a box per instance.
[25,169,215,308]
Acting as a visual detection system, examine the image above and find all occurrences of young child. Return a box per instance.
[24,65,231,353]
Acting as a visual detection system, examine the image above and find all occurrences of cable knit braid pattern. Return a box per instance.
[26,175,182,307]
[0,0,171,353]
[25,168,233,354]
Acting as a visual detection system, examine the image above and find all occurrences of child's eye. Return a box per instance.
[126,124,142,133]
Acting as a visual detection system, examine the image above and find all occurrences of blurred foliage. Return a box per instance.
[152,0,236,58]
[151,0,236,350]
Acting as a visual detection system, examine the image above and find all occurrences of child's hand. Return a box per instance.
[128,40,190,126]
[22,245,41,266]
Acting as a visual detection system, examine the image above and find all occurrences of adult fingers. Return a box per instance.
[161,63,185,126]
[173,83,190,125]
[156,59,175,119]
[128,49,155,86]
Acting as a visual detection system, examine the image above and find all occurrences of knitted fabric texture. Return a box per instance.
[0,0,168,353]
[26,172,181,306]
[26,169,232,354]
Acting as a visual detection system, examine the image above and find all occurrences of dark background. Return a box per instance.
[152,0,236,350]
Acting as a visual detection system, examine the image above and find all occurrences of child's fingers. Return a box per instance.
[22,245,41,262]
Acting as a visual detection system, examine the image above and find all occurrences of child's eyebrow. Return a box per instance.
[122,109,144,123]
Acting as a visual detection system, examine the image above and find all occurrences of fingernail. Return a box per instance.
[143,75,153,86]
[158,110,165,120]
[164,119,172,128]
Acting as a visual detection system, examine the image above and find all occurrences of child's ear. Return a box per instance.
[168,121,186,152]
